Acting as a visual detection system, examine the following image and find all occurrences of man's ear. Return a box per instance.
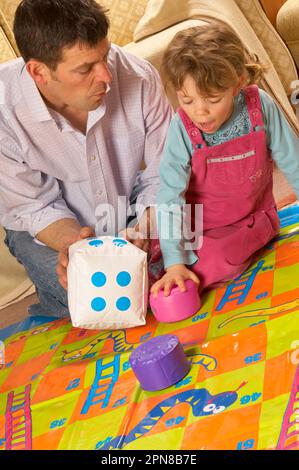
[26,60,50,86]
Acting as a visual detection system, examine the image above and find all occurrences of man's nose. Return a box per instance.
[94,62,112,84]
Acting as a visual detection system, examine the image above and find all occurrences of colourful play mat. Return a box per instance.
[0,205,298,450]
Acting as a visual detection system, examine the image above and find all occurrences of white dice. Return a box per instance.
[67,236,148,329]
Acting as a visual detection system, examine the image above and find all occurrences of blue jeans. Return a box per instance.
[4,230,69,318]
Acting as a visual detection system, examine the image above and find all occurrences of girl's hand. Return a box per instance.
[150,264,200,298]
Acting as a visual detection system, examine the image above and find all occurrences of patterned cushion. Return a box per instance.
[0,0,147,51]
[0,25,17,64]
[277,0,299,70]
[0,0,20,55]
[101,0,147,46]
[235,0,298,96]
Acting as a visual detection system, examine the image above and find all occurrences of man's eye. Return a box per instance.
[78,68,91,75]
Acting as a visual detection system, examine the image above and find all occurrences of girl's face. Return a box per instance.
[177,75,243,134]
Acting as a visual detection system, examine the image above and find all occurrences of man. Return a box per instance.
[0,0,172,317]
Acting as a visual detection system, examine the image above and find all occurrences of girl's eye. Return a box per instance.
[182,100,192,105]
[208,97,222,104]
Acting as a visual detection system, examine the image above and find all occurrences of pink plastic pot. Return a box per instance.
[149,279,201,323]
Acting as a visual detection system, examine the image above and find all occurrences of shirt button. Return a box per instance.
[97,190,103,198]
[90,155,96,162]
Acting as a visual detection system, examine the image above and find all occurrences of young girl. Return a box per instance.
[151,23,299,297]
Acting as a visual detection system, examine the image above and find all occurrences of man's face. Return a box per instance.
[44,37,112,111]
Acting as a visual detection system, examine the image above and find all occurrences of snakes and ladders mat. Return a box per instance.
[0,206,298,450]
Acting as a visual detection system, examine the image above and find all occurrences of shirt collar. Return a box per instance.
[87,83,111,131]
[20,64,53,122]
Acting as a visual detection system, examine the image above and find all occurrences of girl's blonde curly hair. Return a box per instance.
[161,22,266,96]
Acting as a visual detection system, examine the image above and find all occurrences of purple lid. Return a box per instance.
[129,334,190,391]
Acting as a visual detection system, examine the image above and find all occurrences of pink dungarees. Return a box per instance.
[178,85,280,289]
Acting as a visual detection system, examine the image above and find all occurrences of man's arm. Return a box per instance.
[36,218,86,251]
[0,136,78,238]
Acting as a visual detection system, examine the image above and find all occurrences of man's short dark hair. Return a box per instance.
[13,0,110,69]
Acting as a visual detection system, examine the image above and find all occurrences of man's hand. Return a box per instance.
[56,226,95,290]
[150,264,200,298]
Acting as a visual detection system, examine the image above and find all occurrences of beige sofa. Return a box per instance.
[0,0,298,309]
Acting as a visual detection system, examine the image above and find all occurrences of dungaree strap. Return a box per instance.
[177,108,206,150]
[243,85,265,130]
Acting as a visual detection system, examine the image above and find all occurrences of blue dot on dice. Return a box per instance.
[116,297,131,311]
[91,272,106,287]
[88,239,103,247]
[91,297,106,311]
[112,238,127,247]
[116,271,131,287]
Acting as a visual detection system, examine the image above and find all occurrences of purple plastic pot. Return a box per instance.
[129,334,190,391]
[150,279,201,323]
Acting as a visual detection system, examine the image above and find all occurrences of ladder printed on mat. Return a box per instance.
[81,355,120,415]
[277,366,299,450]
[216,261,264,311]
[5,384,32,450]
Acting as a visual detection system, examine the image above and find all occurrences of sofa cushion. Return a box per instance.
[101,0,147,45]
[235,0,298,95]
[0,0,20,55]
[0,25,17,64]
[0,0,147,49]
[134,0,297,94]
[277,0,299,70]
[125,19,208,96]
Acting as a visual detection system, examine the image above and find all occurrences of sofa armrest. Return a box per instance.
[277,0,299,69]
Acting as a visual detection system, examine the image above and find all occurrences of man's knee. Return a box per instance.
[4,229,59,288]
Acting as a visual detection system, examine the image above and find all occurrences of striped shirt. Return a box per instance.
[0,45,173,236]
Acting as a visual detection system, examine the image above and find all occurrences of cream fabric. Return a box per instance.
[0,227,35,310]
[0,0,147,48]
[0,26,16,64]
[133,0,299,136]
[0,0,20,55]
[277,0,299,69]
[101,0,147,45]
[235,0,297,95]
[125,18,208,72]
